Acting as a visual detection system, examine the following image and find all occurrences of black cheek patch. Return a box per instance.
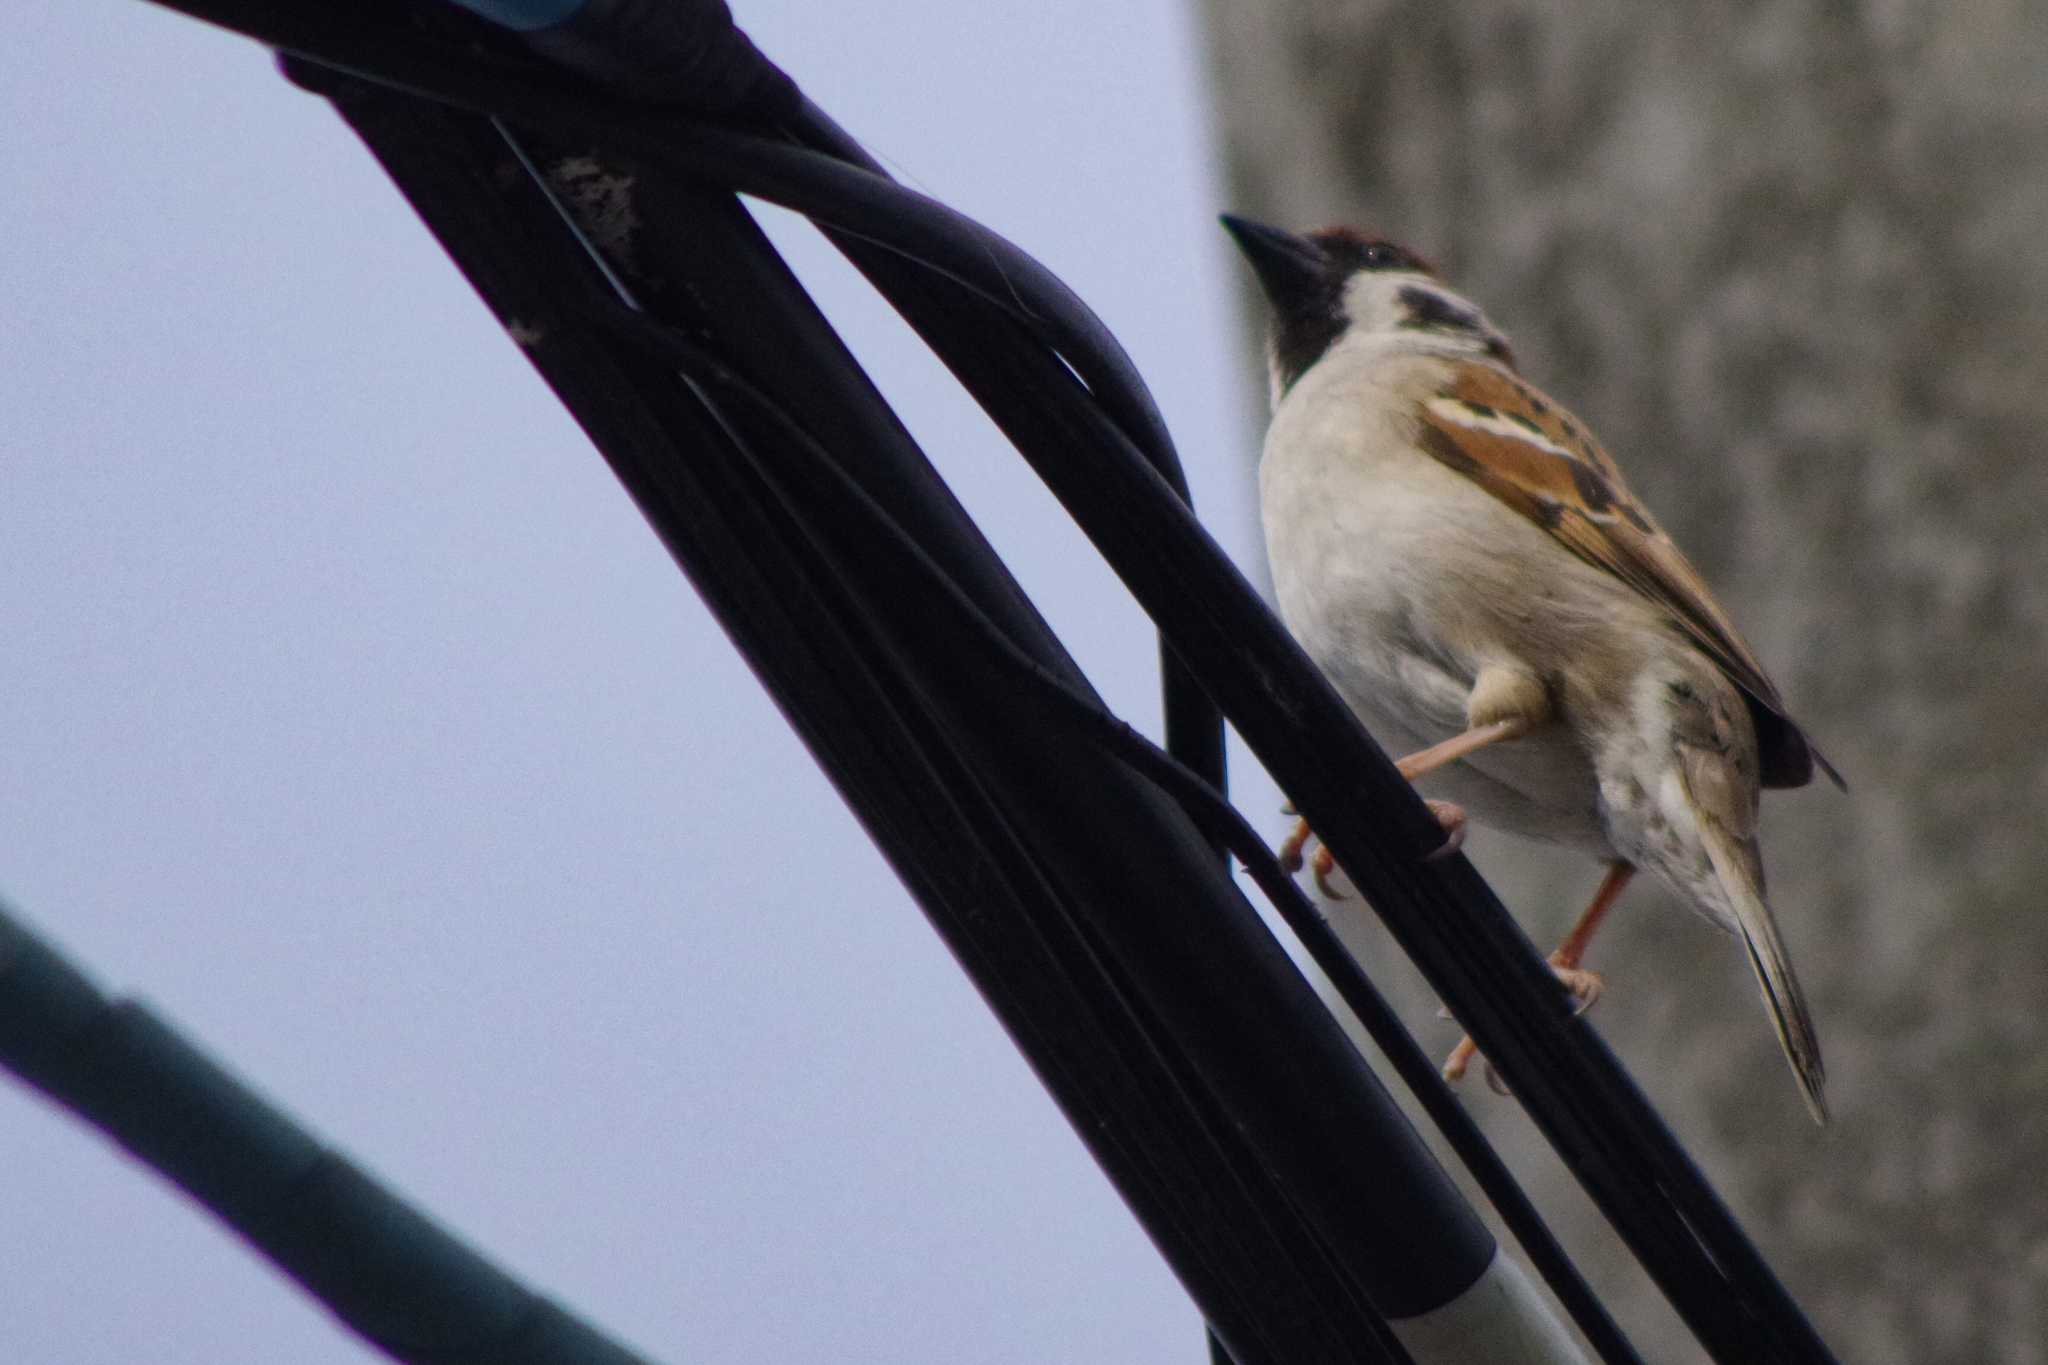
[1398,285,1483,334]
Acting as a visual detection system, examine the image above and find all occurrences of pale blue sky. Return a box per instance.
[3,3,1276,1361]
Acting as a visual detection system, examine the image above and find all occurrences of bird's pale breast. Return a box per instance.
[1258,344,1630,856]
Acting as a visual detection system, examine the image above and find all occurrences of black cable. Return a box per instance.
[333,69,1444,1360]
[111,6,1843,1362]
[342,88,1404,1359]
[245,18,1238,851]
[274,14,1825,1358]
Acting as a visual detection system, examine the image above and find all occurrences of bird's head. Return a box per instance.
[1220,215,1514,402]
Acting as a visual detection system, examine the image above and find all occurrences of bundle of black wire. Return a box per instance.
[64,2,1844,1362]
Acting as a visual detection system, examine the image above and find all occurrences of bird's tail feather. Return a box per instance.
[1700,825,1829,1125]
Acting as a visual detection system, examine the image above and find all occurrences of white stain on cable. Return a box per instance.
[547,155,641,272]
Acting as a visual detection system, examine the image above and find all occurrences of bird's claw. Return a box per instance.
[1310,845,1348,899]
[1278,797,1464,896]
[1442,1035,1515,1096]
[1422,799,1468,863]
[1440,957,1606,1092]
[1441,1038,1515,1096]
[1277,814,1350,897]
[1547,958,1604,1015]
[1276,816,1311,875]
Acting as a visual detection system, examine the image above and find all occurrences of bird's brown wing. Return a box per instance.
[1414,360,1840,790]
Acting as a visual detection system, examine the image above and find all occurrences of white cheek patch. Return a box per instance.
[1339,270,1434,334]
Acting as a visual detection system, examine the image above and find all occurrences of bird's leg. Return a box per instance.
[1279,809,1354,898]
[1395,666,1548,862]
[1442,861,1637,1087]
[1395,716,1530,782]
[1280,714,1536,896]
[1303,800,1467,896]
[1282,670,1546,894]
[1546,860,1634,1001]
[1277,816,1313,874]
[1378,715,1531,868]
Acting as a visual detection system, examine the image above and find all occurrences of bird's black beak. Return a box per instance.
[1220,214,1329,315]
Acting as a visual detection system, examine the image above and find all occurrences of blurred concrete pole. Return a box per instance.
[1196,4,2048,1362]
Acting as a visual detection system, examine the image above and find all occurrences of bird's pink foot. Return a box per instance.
[1278,809,1352,897]
[1277,816,1312,875]
[1422,799,1467,862]
[1440,958,1606,1092]
[1441,1033,1480,1084]
[1309,844,1348,899]
[1278,796,1466,897]
[1546,954,1604,1013]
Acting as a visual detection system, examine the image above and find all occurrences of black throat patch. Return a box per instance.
[1271,287,1348,394]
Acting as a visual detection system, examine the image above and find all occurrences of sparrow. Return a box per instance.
[1221,214,1842,1123]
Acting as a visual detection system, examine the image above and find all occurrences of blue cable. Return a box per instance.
[443,0,584,32]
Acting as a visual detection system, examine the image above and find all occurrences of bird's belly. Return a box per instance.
[1262,448,1611,856]
[1325,644,1612,856]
